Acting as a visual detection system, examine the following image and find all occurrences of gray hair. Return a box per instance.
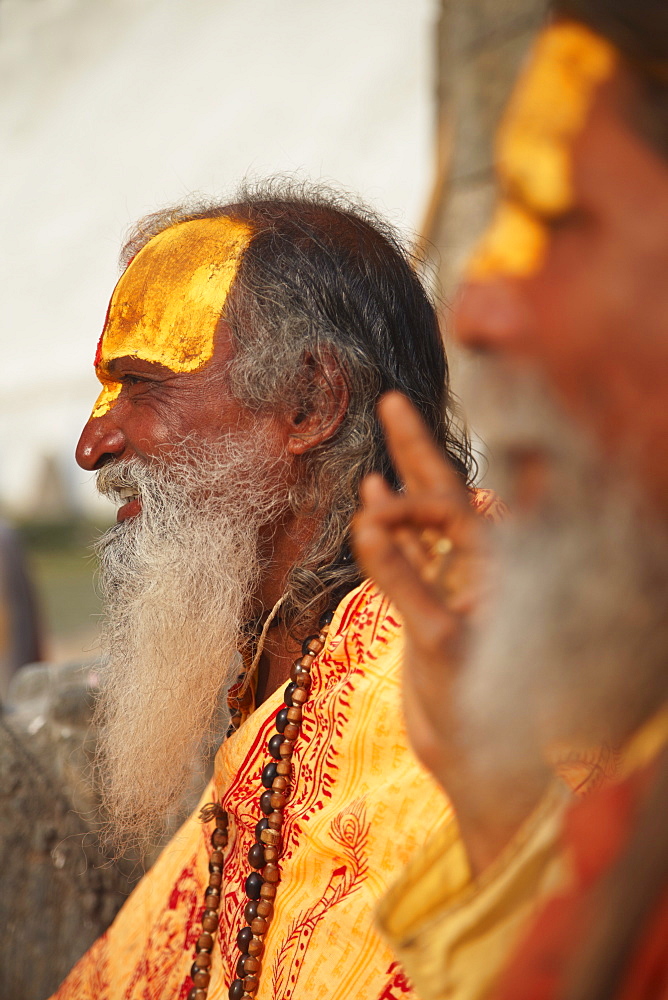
[121,180,473,636]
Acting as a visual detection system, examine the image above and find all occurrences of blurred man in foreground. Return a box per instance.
[355,2,668,998]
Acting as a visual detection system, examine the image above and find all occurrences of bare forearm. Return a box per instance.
[403,643,550,878]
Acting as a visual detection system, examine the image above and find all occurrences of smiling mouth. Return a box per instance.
[117,487,142,522]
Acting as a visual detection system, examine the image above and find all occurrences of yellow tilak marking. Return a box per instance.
[467,201,549,281]
[467,21,617,281]
[91,216,254,417]
[91,381,122,419]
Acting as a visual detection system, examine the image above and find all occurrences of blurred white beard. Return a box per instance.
[455,356,668,777]
[93,432,288,855]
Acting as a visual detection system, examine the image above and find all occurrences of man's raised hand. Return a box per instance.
[354,391,486,670]
[353,392,490,786]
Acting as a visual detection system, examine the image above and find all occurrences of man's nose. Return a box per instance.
[454,277,532,354]
[76,415,126,471]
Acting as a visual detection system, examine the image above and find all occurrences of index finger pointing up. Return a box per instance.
[377,392,468,504]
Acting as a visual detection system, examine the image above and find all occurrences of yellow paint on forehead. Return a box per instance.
[466,21,617,282]
[466,201,549,281]
[91,216,253,418]
[91,381,123,419]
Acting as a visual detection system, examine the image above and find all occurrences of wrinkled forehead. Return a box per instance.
[96,216,254,374]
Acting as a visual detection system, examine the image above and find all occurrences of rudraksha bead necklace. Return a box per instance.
[185,608,334,1000]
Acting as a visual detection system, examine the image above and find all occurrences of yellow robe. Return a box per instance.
[375,718,663,1000]
[51,489,506,1000]
[52,578,449,1000]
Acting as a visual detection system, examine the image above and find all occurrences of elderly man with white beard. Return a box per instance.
[52,185,510,1000]
[354,2,668,998]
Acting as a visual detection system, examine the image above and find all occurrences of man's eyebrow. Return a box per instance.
[101,356,167,375]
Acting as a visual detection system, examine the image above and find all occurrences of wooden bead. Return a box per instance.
[261,762,278,788]
[209,850,224,868]
[202,910,219,932]
[290,659,308,683]
[245,872,263,900]
[193,951,212,968]
[275,707,289,733]
[260,881,277,900]
[240,955,261,974]
[294,672,311,690]
[260,828,280,847]
[228,980,245,1000]
[211,828,227,849]
[267,810,283,831]
[270,790,287,810]
[244,976,260,994]
[248,843,265,869]
[237,926,253,952]
[284,723,300,740]
[215,811,229,829]
[276,760,291,776]
[250,916,268,935]
[187,988,207,1000]
[196,932,214,953]
[254,817,269,839]
[263,862,280,884]
[271,775,289,793]
[204,887,221,909]
[302,635,324,655]
[208,871,222,889]
[278,740,294,759]
[291,687,308,706]
[191,967,210,988]
[319,607,332,624]
[263,846,279,863]
[257,898,274,919]
[286,707,302,723]
[248,935,264,957]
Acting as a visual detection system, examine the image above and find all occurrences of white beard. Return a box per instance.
[93,433,288,855]
[455,358,668,777]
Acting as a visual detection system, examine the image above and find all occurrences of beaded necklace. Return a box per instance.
[185,608,334,1000]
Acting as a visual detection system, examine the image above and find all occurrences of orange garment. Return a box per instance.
[51,489,505,1000]
[375,748,616,1000]
[494,740,668,1000]
[51,579,441,1000]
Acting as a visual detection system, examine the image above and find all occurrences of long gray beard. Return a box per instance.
[92,434,288,856]
[456,358,668,778]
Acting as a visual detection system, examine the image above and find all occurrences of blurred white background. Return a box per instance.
[0,0,438,518]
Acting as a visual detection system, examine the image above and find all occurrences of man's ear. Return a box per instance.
[285,351,349,455]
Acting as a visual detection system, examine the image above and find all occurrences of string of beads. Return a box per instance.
[185,609,334,1000]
